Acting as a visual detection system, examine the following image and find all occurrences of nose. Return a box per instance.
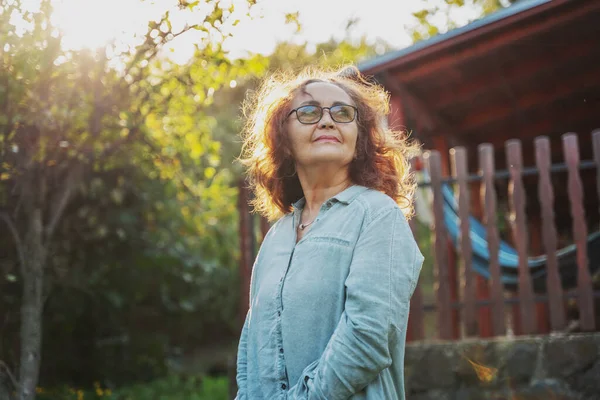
[318,109,335,129]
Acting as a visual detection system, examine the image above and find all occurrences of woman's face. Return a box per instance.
[286,81,359,170]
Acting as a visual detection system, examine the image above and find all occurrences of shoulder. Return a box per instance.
[353,187,405,227]
[263,213,292,239]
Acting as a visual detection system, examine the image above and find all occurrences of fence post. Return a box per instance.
[450,147,477,337]
[563,133,596,331]
[407,158,425,341]
[506,139,536,335]
[425,150,453,340]
[535,136,566,331]
[593,129,600,219]
[479,144,506,336]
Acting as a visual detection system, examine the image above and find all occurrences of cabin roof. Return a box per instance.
[359,0,600,158]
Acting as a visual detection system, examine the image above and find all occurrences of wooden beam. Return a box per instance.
[393,1,600,82]
[459,70,600,136]
[382,72,458,137]
[388,93,406,131]
[383,72,436,132]
[463,105,600,147]
[424,37,598,111]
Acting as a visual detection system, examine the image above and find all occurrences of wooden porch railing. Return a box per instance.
[407,130,600,341]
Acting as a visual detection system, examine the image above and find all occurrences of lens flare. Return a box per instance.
[465,357,498,383]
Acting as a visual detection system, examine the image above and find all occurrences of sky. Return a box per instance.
[14,0,482,63]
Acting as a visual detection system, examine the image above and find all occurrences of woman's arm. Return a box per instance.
[288,207,423,400]
[235,221,273,399]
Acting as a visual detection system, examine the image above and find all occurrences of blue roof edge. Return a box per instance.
[358,0,552,74]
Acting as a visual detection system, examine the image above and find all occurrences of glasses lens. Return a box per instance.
[330,105,355,123]
[296,105,321,123]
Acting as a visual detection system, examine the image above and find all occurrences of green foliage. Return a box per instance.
[409,0,517,42]
[0,0,255,390]
[36,376,229,400]
[115,376,229,400]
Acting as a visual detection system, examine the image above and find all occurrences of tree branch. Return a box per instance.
[0,360,18,392]
[0,211,26,277]
[45,166,81,241]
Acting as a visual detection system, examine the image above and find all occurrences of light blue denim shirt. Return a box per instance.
[236,185,424,400]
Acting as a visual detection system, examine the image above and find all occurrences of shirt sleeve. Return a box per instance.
[288,206,423,400]
[236,223,267,399]
[235,311,250,400]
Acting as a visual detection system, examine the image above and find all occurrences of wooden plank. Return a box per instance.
[562,133,596,331]
[408,158,425,341]
[478,144,506,336]
[461,90,600,141]
[459,65,600,134]
[535,136,566,331]
[450,147,477,337]
[431,37,598,110]
[383,74,457,135]
[593,129,600,218]
[469,178,493,338]
[388,93,406,130]
[367,1,599,79]
[506,140,536,335]
[425,150,453,340]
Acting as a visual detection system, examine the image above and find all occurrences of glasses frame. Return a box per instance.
[287,104,358,125]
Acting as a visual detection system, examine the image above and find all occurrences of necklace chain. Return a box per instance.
[298,182,351,230]
[299,219,314,230]
[299,209,315,230]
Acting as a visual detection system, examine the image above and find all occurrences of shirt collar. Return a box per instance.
[292,184,368,210]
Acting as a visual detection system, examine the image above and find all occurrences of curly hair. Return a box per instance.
[240,65,419,221]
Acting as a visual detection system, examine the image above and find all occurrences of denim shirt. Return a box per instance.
[236,185,424,400]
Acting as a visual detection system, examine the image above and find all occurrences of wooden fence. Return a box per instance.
[407,130,600,341]
[238,129,600,341]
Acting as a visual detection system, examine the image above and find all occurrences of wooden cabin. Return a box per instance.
[238,0,600,342]
[360,0,600,235]
[358,0,600,339]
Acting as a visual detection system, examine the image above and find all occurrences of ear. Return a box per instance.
[283,145,293,157]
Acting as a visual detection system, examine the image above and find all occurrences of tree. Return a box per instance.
[0,0,259,398]
[409,0,518,42]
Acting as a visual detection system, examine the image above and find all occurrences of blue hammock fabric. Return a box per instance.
[431,181,600,291]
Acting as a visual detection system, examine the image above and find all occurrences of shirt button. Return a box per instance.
[281,384,287,390]
[277,311,281,317]
[279,348,284,353]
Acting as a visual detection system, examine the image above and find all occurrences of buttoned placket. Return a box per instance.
[273,199,335,397]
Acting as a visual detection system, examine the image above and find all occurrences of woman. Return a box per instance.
[236,66,424,400]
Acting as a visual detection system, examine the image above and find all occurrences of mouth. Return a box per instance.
[314,135,341,143]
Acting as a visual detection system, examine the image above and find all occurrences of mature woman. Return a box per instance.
[236,66,424,400]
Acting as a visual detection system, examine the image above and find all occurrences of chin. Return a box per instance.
[306,153,352,166]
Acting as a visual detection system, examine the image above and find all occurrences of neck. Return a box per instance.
[296,164,352,216]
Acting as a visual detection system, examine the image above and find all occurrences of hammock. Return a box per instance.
[417,172,600,292]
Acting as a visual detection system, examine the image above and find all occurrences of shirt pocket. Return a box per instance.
[282,236,353,316]
[304,235,352,247]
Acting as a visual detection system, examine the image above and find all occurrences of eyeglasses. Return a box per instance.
[287,104,358,124]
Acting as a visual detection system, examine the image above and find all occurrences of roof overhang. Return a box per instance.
[359,0,600,159]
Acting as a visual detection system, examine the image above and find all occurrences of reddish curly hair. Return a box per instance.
[240,65,419,221]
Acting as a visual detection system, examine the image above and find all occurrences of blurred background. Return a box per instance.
[0,0,562,399]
